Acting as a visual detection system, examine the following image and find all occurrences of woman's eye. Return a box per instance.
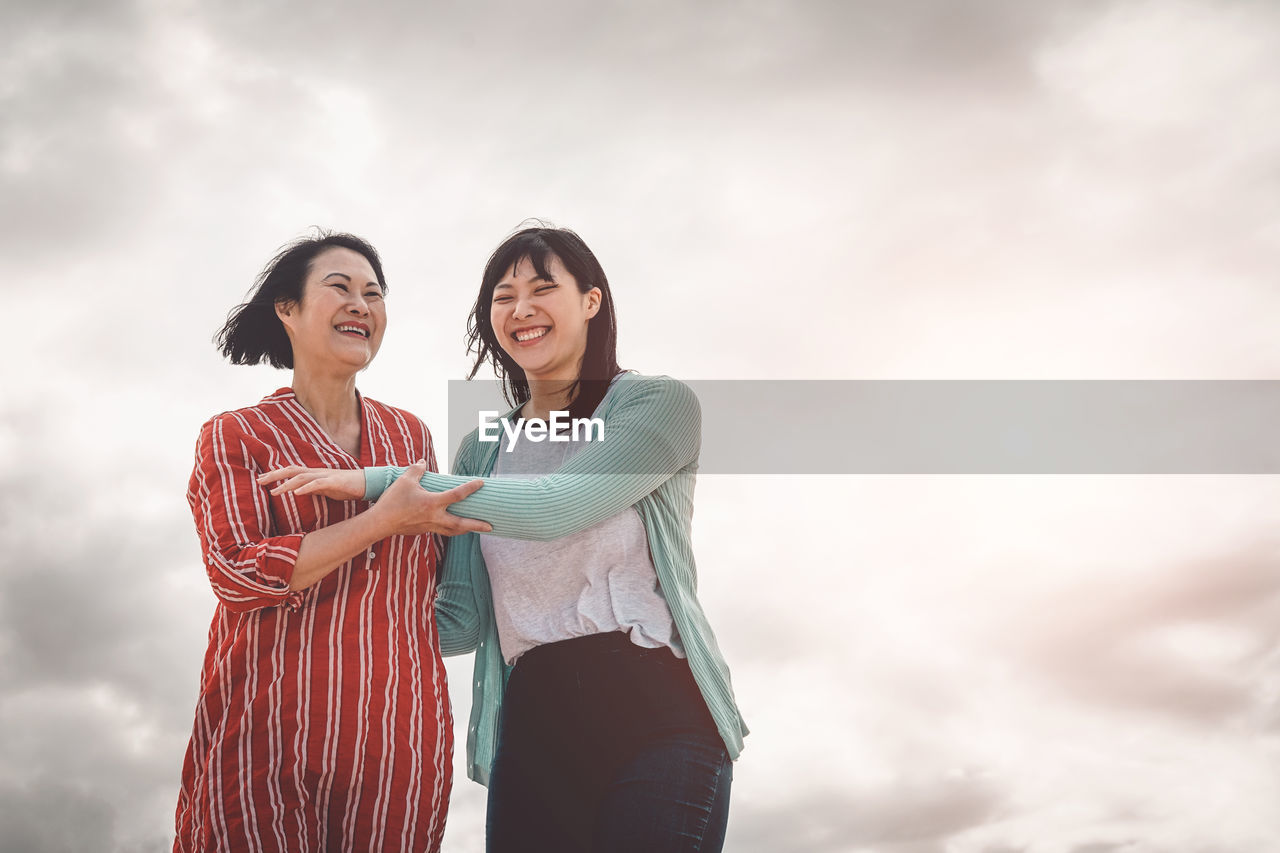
[493,296,511,303]
[331,283,349,292]
[365,291,382,300]
[536,285,557,293]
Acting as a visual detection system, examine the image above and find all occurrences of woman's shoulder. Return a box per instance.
[607,372,699,414]
[197,389,294,438]
[612,371,691,391]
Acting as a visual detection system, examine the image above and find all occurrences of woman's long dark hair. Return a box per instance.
[466,225,622,420]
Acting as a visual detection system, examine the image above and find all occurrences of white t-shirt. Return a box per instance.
[478,423,684,666]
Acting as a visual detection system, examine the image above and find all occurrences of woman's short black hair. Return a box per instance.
[466,224,622,419]
[215,231,387,369]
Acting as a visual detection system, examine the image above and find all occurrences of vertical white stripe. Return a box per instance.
[266,610,288,851]
[240,614,266,850]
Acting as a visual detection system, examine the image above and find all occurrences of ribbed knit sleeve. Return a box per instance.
[363,377,700,542]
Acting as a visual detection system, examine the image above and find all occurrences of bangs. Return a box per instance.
[491,233,560,285]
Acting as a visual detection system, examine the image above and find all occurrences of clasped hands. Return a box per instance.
[258,462,491,537]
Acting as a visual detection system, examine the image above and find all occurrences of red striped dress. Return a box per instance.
[175,388,452,853]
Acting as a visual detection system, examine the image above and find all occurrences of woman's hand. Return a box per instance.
[369,461,491,537]
[259,466,365,500]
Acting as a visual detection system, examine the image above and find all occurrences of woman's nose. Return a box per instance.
[512,297,534,319]
[348,294,370,316]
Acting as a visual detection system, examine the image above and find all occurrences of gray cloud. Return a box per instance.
[728,777,1003,852]
[0,4,159,260]
[0,403,207,850]
[0,780,121,853]
[991,540,1280,724]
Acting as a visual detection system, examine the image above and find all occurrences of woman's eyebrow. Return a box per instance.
[496,272,555,287]
[322,272,352,282]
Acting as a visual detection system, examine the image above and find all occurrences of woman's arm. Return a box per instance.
[189,415,306,611]
[369,377,699,541]
[191,417,488,612]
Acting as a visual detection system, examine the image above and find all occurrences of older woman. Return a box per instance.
[175,233,488,852]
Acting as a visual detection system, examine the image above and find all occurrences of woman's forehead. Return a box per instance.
[505,252,566,283]
[307,247,380,287]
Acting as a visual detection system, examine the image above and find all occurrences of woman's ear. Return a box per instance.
[586,287,602,319]
[275,299,297,331]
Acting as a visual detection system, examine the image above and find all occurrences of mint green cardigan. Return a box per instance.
[363,374,748,785]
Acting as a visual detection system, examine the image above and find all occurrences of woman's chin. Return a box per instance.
[501,352,547,377]
[314,349,377,374]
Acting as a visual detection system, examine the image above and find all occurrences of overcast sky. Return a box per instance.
[2,0,1279,851]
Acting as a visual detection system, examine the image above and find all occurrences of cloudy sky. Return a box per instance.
[3,0,1279,851]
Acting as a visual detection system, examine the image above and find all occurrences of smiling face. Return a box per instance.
[275,246,386,373]
[490,253,601,382]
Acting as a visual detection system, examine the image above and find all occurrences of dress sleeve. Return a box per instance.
[364,377,700,542]
[187,414,305,613]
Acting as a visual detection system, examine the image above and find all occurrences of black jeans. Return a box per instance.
[486,632,732,853]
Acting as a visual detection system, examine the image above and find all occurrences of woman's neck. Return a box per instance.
[522,378,577,422]
[291,365,362,456]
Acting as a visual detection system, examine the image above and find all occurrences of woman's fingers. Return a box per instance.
[384,461,427,494]
[441,479,484,504]
[260,468,363,500]
[450,517,492,535]
[436,507,492,535]
[431,479,489,534]
[271,473,328,495]
[300,471,364,500]
[257,465,306,485]
[268,473,312,495]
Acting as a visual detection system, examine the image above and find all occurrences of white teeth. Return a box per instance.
[515,327,548,342]
[337,325,369,338]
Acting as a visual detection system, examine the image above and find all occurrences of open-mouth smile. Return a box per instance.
[511,326,550,344]
[336,324,370,339]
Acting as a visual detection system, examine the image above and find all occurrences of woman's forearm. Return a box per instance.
[423,471,668,540]
[287,504,396,591]
[365,377,699,540]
